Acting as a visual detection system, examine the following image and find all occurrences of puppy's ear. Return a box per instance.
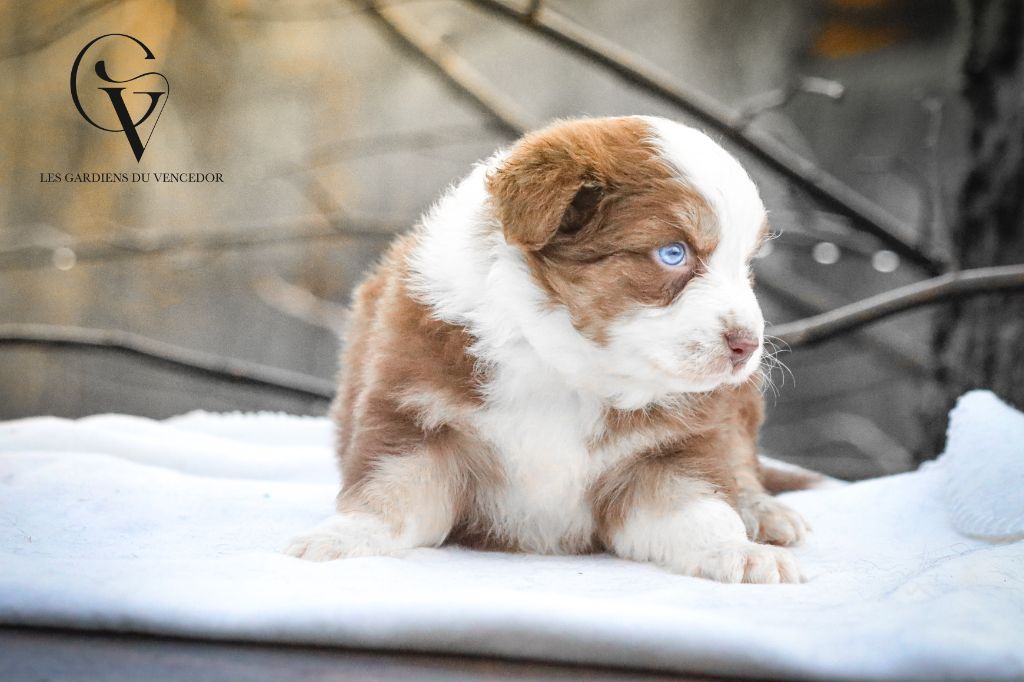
[487,137,603,250]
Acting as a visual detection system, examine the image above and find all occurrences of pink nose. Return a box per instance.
[723,329,759,368]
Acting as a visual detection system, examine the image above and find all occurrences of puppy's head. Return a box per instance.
[486,116,768,399]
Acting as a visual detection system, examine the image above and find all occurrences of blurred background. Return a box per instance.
[3,0,1022,480]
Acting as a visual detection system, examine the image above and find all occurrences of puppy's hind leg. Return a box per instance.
[285,451,458,561]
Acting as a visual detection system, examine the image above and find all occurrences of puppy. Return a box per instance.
[286,116,813,583]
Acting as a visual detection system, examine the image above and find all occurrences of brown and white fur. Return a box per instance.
[286,116,819,583]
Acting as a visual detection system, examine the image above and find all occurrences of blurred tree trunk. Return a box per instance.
[927,0,1024,453]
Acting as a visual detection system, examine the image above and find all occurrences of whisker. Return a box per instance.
[758,335,794,395]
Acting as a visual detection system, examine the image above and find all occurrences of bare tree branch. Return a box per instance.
[4,267,1021,400]
[756,262,931,375]
[299,124,501,170]
[767,221,892,259]
[0,324,334,401]
[362,1,536,138]
[919,95,950,250]
[463,0,949,273]
[737,76,846,126]
[771,265,1024,347]
[252,274,350,332]
[353,0,934,369]
[0,215,397,271]
[1,0,121,59]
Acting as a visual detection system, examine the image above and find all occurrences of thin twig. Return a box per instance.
[770,264,1024,347]
[737,76,845,126]
[920,95,949,251]
[252,274,350,332]
[362,0,535,138]
[463,0,948,273]
[767,221,891,258]
[0,324,334,401]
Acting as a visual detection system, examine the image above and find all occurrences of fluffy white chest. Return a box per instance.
[469,357,627,553]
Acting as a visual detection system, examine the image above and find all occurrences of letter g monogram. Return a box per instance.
[70,34,169,162]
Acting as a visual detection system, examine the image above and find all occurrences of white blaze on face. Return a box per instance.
[603,117,767,399]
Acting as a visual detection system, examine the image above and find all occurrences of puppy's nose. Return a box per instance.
[723,329,759,368]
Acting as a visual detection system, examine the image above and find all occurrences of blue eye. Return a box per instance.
[656,242,687,266]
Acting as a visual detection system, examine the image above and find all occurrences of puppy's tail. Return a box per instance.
[758,455,839,494]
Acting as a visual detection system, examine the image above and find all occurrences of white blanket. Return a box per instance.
[1,391,1022,681]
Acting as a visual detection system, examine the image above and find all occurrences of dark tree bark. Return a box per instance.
[926,0,1024,454]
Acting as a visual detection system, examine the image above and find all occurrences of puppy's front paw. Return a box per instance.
[284,531,360,561]
[675,541,803,584]
[284,513,396,561]
[739,493,809,547]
